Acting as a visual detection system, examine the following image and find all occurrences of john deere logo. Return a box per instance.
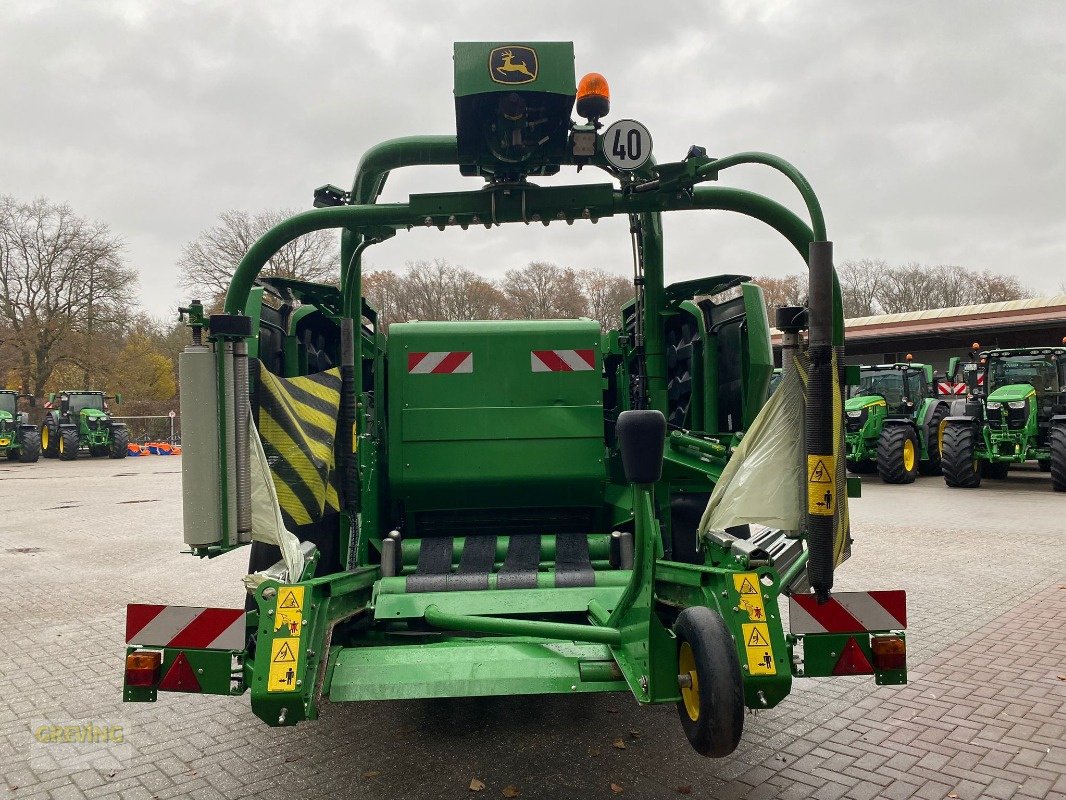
[489,46,538,85]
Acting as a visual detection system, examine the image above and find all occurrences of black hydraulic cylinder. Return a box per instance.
[339,319,359,513]
[805,241,835,603]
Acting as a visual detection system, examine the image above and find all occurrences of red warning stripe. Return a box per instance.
[126,604,245,651]
[789,590,907,635]
[531,349,596,372]
[407,351,474,374]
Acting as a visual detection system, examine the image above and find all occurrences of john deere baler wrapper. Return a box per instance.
[123,43,908,757]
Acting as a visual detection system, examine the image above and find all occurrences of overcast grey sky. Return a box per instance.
[2,1,1063,317]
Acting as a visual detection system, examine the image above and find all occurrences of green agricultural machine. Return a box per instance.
[844,360,950,483]
[0,390,41,462]
[41,390,128,460]
[942,343,1066,490]
[122,43,908,757]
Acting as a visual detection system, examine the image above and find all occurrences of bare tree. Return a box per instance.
[752,272,807,322]
[0,196,135,394]
[836,259,887,318]
[502,261,588,319]
[362,268,404,328]
[578,268,632,330]
[178,209,339,306]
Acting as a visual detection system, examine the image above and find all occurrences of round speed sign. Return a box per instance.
[602,119,652,171]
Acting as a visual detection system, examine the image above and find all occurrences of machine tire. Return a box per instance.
[1050,425,1066,492]
[876,425,918,484]
[18,429,41,463]
[982,461,1009,480]
[673,606,744,758]
[58,427,80,461]
[41,420,59,458]
[918,405,949,475]
[109,427,129,459]
[942,424,981,488]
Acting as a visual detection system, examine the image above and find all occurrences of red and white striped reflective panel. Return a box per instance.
[407,351,473,374]
[788,591,907,635]
[530,349,596,372]
[126,604,245,650]
[938,381,967,395]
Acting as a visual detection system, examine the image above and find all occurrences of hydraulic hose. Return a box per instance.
[805,241,836,602]
[339,318,361,569]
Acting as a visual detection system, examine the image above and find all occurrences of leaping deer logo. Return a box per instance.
[489,46,538,84]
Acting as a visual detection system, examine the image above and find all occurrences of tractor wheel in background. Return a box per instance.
[1050,425,1066,492]
[18,429,41,463]
[1038,459,1051,472]
[109,427,129,459]
[982,461,1009,479]
[876,425,919,484]
[41,422,58,458]
[942,424,981,488]
[846,458,876,474]
[58,427,80,461]
[918,405,949,475]
[673,606,744,758]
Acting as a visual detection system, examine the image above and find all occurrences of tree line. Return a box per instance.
[1,195,1039,423]
[755,259,1032,320]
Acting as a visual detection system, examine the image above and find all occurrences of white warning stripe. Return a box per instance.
[789,590,907,634]
[530,349,596,372]
[129,606,202,646]
[834,593,904,632]
[408,352,473,374]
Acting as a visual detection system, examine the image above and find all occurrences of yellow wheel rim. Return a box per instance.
[902,438,915,471]
[59,435,64,454]
[679,641,700,722]
[41,427,48,449]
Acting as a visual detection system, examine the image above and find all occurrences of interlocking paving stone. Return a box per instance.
[2,459,1064,799]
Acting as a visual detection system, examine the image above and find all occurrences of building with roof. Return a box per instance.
[772,295,1066,371]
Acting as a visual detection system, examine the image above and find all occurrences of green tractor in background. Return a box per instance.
[41,390,128,460]
[845,359,950,483]
[942,343,1066,490]
[0,390,41,463]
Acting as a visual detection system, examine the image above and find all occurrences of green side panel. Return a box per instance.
[328,638,627,701]
[245,286,264,359]
[454,41,575,97]
[387,319,605,512]
[741,282,773,428]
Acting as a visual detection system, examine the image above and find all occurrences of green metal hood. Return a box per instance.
[986,384,1036,403]
[845,395,886,412]
[0,410,12,423]
[81,408,109,419]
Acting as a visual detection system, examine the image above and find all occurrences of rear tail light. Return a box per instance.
[871,635,906,670]
[125,650,161,687]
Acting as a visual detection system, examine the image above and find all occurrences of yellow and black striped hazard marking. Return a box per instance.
[257,366,341,528]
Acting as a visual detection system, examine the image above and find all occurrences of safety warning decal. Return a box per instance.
[742,622,776,675]
[732,572,767,622]
[807,454,836,516]
[267,637,300,692]
[267,585,305,693]
[273,586,304,637]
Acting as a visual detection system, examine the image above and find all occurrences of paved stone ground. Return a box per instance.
[2,456,1063,800]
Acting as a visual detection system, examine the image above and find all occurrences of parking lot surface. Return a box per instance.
[2,457,1064,800]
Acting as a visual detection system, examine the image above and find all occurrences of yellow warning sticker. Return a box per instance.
[267,637,300,692]
[732,572,768,622]
[807,455,836,516]
[274,586,305,637]
[742,622,776,675]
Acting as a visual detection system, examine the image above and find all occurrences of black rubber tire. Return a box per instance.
[918,405,949,475]
[1038,459,1051,473]
[41,421,59,458]
[58,427,80,461]
[673,606,745,758]
[982,461,1009,480]
[876,425,919,484]
[109,426,129,459]
[18,429,41,463]
[846,458,876,474]
[942,424,981,488]
[1050,425,1066,492]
